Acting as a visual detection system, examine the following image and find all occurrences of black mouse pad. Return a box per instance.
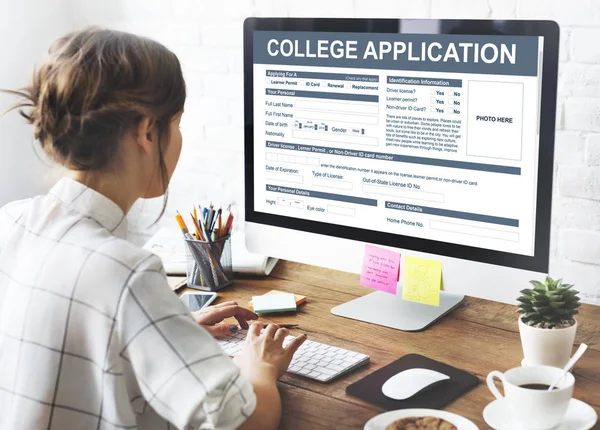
[346,354,479,410]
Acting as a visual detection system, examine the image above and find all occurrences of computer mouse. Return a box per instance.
[382,368,450,400]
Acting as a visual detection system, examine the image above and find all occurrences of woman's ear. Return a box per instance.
[135,117,156,155]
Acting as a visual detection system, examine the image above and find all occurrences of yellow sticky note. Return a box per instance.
[402,256,442,307]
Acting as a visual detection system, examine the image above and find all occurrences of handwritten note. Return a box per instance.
[360,244,401,294]
[402,256,442,306]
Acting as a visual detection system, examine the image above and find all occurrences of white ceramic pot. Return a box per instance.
[518,317,577,368]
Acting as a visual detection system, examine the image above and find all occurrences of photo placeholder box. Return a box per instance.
[466,81,524,161]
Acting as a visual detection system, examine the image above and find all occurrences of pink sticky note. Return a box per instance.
[360,244,401,294]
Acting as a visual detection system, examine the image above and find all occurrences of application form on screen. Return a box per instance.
[253,31,543,256]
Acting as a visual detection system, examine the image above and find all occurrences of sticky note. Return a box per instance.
[402,256,442,307]
[249,290,306,310]
[360,244,401,294]
[252,293,297,314]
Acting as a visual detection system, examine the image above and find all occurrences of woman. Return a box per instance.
[0,28,305,430]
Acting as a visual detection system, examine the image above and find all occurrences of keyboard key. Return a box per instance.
[314,366,336,376]
[308,371,322,379]
[325,363,345,372]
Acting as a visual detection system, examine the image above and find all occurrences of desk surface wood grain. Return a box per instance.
[170,260,600,429]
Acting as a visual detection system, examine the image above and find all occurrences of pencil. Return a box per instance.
[175,211,192,238]
[222,210,231,237]
[190,212,205,241]
[216,210,222,238]
[275,324,299,329]
[224,213,234,235]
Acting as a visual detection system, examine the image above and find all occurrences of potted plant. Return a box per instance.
[517,276,581,368]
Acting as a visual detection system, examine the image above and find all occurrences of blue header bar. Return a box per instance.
[254,31,539,77]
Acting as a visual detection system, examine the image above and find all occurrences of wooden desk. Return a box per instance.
[170,261,600,429]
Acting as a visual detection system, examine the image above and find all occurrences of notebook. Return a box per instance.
[143,227,279,276]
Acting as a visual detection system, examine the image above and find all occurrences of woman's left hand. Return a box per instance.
[193,301,259,337]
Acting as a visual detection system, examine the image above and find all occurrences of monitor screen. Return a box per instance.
[245,19,558,272]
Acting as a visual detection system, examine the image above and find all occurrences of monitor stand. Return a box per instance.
[331,289,465,332]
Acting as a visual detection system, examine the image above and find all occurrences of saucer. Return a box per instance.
[483,398,597,430]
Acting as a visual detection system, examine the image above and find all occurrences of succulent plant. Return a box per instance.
[517,276,581,329]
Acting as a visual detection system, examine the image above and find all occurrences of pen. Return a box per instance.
[200,216,212,242]
[197,205,208,238]
[215,209,222,236]
[231,324,299,330]
[206,207,215,233]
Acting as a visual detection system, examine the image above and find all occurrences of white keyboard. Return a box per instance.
[217,329,370,382]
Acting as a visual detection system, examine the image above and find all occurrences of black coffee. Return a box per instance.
[519,383,555,390]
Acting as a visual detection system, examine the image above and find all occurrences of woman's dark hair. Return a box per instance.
[4,27,186,215]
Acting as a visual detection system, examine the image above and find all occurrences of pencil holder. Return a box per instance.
[184,235,233,291]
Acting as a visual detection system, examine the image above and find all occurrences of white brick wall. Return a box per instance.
[571,28,600,63]
[431,0,492,18]
[70,0,600,304]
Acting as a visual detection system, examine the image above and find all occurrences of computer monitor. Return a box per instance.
[243,18,559,331]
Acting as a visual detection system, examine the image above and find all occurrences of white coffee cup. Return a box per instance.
[486,365,574,430]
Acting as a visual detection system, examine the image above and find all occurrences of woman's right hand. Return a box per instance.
[233,322,307,382]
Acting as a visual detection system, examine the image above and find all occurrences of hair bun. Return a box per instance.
[4,27,186,171]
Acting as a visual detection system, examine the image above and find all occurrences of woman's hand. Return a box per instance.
[234,322,307,382]
[235,323,306,430]
[192,301,258,337]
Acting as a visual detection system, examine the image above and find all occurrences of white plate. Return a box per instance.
[483,398,598,430]
[364,409,479,430]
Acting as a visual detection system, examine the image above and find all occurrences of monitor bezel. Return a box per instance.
[243,18,559,273]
